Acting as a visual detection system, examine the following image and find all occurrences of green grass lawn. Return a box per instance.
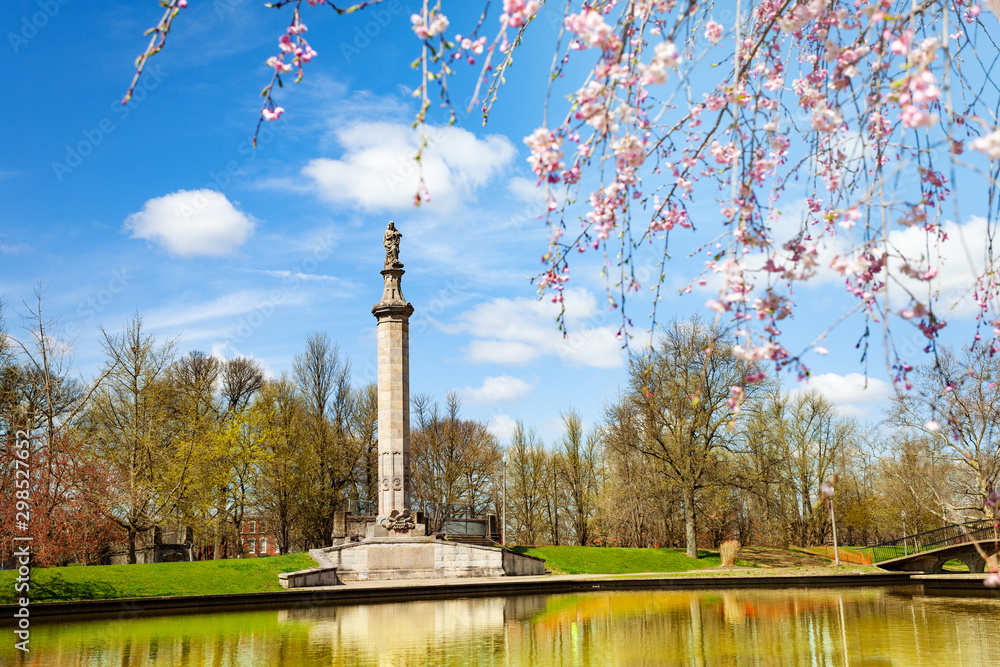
[0,552,317,604]
[511,545,726,575]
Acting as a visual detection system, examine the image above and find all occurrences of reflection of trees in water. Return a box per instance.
[516,588,1000,666]
[4,589,1000,665]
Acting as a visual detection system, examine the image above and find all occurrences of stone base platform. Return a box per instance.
[281,536,546,586]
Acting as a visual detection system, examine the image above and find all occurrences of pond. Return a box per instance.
[3,586,999,665]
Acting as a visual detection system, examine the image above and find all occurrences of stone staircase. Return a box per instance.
[446,535,500,548]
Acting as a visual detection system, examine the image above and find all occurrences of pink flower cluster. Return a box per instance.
[640,42,681,86]
[411,11,449,40]
[525,128,565,183]
[894,37,941,129]
[587,183,627,240]
[564,9,619,51]
[704,20,723,45]
[501,0,541,28]
[260,11,317,125]
[971,130,1000,159]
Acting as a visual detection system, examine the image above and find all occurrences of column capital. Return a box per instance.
[372,268,414,318]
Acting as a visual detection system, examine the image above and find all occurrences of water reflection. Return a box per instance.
[4,587,1000,666]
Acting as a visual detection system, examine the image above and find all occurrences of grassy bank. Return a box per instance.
[0,552,317,604]
[511,545,728,575]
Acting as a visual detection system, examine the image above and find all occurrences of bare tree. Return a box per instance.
[85,315,180,563]
[293,332,359,547]
[351,382,378,514]
[254,375,308,554]
[605,318,753,558]
[887,346,1000,519]
[411,392,501,531]
[506,420,547,545]
[559,410,600,546]
[221,356,264,415]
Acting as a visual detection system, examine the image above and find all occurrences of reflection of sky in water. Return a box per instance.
[4,587,1000,666]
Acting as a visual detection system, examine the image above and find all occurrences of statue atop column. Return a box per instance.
[375,221,413,312]
[384,221,403,269]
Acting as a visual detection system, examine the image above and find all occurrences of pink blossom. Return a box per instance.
[297,44,317,62]
[564,9,619,51]
[262,106,284,121]
[641,42,681,86]
[613,135,645,172]
[411,12,449,40]
[971,130,1000,160]
[777,0,825,34]
[501,0,541,29]
[266,56,292,73]
[525,128,565,183]
[704,20,723,45]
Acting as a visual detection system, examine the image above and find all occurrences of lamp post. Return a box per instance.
[821,475,840,566]
[501,455,507,547]
[902,510,908,556]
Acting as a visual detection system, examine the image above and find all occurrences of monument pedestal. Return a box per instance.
[300,536,545,583]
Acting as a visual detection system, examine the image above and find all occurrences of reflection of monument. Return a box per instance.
[280,221,545,585]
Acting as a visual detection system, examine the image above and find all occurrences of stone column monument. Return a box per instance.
[280,220,546,582]
[370,221,423,536]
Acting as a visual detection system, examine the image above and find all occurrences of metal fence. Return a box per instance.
[869,519,1000,563]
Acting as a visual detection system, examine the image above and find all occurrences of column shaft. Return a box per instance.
[376,312,410,520]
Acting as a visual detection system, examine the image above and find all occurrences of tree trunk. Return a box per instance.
[682,485,698,558]
[213,512,223,560]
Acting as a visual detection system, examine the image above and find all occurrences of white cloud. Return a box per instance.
[790,372,892,418]
[124,189,254,257]
[445,288,624,369]
[146,289,305,330]
[208,343,277,379]
[0,242,30,254]
[507,176,546,204]
[251,269,356,291]
[488,414,518,441]
[884,215,991,317]
[302,122,516,211]
[692,204,993,321]
[461,375,534,405]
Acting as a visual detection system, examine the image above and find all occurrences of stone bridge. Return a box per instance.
[875,539,1000,573]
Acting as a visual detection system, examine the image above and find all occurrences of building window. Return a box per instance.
[248,539,256,555]
[260,538,267,554]
[248,520,257,534]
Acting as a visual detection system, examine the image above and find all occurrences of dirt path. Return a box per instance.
[736,547,832,568]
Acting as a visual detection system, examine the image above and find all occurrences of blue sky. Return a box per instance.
[6,0,981,442]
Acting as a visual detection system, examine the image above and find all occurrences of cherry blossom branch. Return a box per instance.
[122,0,188,105]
